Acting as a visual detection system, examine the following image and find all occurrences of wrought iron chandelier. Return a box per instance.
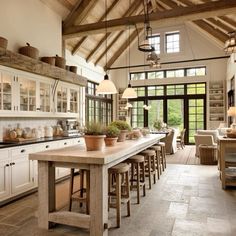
[224,31,236,54]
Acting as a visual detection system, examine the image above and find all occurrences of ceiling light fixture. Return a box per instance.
[138,0,155,52]
[96,0,117,95]
[224,31,236,54]
[147,51,161,68]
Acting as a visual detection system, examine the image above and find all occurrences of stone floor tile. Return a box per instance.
[207,217,231,235]
[172,219,207,236]
[167,202,188,219]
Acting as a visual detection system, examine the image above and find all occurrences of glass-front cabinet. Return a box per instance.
[18,77,36,112]
[0,66,82,117]
[39,82,51,112]
[0,71,13,111]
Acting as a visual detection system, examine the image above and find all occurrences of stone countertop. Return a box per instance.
[29,134,165,165]
[0,135,83,149]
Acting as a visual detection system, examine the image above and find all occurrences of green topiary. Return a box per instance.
[109,120,132,131]
[105,125,120,138]
[84,122,105,135]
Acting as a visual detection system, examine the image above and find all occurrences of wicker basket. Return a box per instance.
[41,57,55,66]
[19,43,39,59]
[199,145,217,165]
[65,65,70,71]
[55,55,66,69]
[70,66,77,73]
[226,132,236,138]
[0,36,8,49]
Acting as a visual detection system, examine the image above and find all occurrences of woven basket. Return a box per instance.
[70,66,77,73]
[19,43,39,59]
[41,57,55,66]
[0,36,8,49]
[226,132,236,138]
[65,65,70,71]
[55,55,66,69]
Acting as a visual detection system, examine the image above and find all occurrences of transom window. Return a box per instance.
[166,32,180,53]
[131,66,206,80]
[148,35,160,54]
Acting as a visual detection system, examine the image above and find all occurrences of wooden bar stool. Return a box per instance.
[156,142,167,171]
[148,145,161,179]
[126,155,146,204]
[108,163,131,228]
[69,168,90,214]
[140,149,156,189]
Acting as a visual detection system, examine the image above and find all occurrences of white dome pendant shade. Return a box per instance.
[96,74,117,95]
[122,83,137,99]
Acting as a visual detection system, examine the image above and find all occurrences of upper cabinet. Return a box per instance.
[0,66,82,118]
[0,71,13,111]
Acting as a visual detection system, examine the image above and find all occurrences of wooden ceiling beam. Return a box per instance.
[63,0,96,28]
[193,19,228,43]
[63,0,236,38]
[218,16,236,29]
[205,18,234,34]
[85,0,142,63]
[57,0,74,11]
[106,29,144,69]
[71,0,120,55]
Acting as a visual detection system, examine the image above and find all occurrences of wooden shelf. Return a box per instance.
[0,48,87,87]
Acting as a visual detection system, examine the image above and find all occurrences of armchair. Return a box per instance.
[194,134,217,157]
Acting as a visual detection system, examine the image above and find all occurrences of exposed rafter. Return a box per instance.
[71,0,120,55]
[63,0,97,28]
[63,0,236,38]
[86,0,142,63]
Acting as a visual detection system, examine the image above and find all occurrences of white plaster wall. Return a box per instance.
[0,0,62,56]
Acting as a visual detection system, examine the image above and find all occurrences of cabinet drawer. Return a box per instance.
[73,137,84,145]
[0,149,9,160]
[57,139,75,147]
[35,142,59,152]
[11,146,33,157]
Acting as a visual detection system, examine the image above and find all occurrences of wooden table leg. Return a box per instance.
[38,161,55,229]
[89,164,108,236]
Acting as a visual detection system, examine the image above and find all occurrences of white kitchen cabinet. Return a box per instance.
[10,146,34,195]
[0,66,82,118]
[0,158,10,200]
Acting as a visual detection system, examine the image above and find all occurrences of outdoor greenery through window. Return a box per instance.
[166,32,180,53]
[130,82,206,144]
[86,81,112,125]
[131,66,206,80]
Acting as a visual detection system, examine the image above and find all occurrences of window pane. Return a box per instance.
[166,32,180,53]
[130,73,145,80]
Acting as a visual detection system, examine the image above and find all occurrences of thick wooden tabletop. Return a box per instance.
[29,134,164,165]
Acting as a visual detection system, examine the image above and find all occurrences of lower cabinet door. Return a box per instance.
[0,159,10,201]
[11,156,34,195]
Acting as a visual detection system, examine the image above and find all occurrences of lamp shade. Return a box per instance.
[227,107,236,116]
[96,74,117,95]
[138,38,155,52]
[122,84,137,98]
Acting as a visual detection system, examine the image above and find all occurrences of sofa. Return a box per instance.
[160,128,178,154]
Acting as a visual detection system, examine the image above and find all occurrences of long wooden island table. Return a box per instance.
[29,134,165,236]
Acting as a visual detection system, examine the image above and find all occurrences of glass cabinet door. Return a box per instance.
[0,72,12,111]
[57,87,67,113]
[70,89,79,113]
[19,77,36,112]
[40,82,51,112]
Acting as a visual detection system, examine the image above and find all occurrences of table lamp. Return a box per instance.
[227,106,236,130]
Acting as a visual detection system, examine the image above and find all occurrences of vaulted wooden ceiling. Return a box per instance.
[42,0,236,69]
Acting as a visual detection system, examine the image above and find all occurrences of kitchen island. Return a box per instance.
[29,134,165,236]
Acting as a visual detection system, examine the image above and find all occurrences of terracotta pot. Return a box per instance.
[84,135,105,151]
[104,137,118,146]
[117,130,128,142]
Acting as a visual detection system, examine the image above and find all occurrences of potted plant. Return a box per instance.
[84,122,105,151]
[104,125,120,146]
[153,120,163,131]
[109,120,131,142]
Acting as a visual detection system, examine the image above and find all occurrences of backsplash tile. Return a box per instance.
[0,118,58,141]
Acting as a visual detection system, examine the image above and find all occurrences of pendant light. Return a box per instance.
[122,8,137,99]
[138,0,155,53]
[96,0,117,95]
